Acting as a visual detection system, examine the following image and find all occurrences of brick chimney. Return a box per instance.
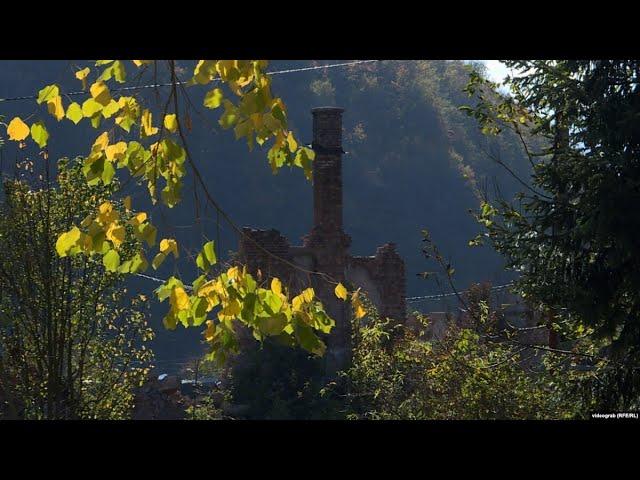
[304,107,351,256]
[303,107,352,375]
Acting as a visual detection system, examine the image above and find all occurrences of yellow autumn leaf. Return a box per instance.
[197,280,217,298]
[99,201,112,215]
[130,212,147,226]
[204,320,216,342]
[159,238,179,258]
[7,117,30,141]
[163,114,177,133]
[219,298,241,318]
[97,201,118,226]
[106,223,125,248]
[286,131,298,152]
[123,196,132,211]
[334,282,348,301]
[354,302,367,319]
[203,88,223,109]
[351,291,367,319]
[170,286,190,311]
[92,132,109,152]
[301,288,315,303]
[227,266,241,281]
[197,281,221,309]
[271,277,282,296]
[141,109,158,137]
[47,95,65,121]
[90,81,111,106]
[292,294,304,312]
[75,67,90,90]
[105,142,127,161]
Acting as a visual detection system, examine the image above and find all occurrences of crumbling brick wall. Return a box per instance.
[238,228,294,281]
[347,243,406,323]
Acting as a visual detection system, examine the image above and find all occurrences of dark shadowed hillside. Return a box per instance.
[0,60,530,365]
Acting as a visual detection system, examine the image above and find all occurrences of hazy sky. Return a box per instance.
[483,60,509,83]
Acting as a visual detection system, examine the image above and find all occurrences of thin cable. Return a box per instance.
[0,60,380,103]
[136,273,193,292]
[406,282,514,303]
[135,273,514,300]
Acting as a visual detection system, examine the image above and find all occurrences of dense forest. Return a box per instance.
[0,60,528,365]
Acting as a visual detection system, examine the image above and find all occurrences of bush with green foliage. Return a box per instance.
[218,335,337,420]
[0,158,154,419]
[317,292,583,420]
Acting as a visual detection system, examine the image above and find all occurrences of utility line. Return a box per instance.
[406,282,514,303]
[135,272,514,302]
[0,60,380,103]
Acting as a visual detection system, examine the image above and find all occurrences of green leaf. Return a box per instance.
[203,88,223,109]
[241,292,258,324]
[82,98,103,117]
[37,84,59,105]
[101,100,120,119]
[219,100,238,129]
[260,313,287,336]
[130,252,148,273]
[191,297,208,326]
[192,274,207,293]
[261,113,279,133]
[263,290,283,316]
[118,259,132,274]
[313,309,334,334]
[234,119,252,140]
[294,322,326,356]
[140,223,157,247]
[30,121,49,148]
[101,160,115,185]
[155,276,184,302]
[271,104,287,127]
[163,311,178,330]
[56,227,81,257]
[103,249,121,272]
[66,102,83,124]
[196,240,217,271]
[113,60,126,83]
[90,114,101,129]
[152,252,166,270]
[294,147,314,180]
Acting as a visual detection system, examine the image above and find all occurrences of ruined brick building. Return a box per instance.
[238,107,406,372]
